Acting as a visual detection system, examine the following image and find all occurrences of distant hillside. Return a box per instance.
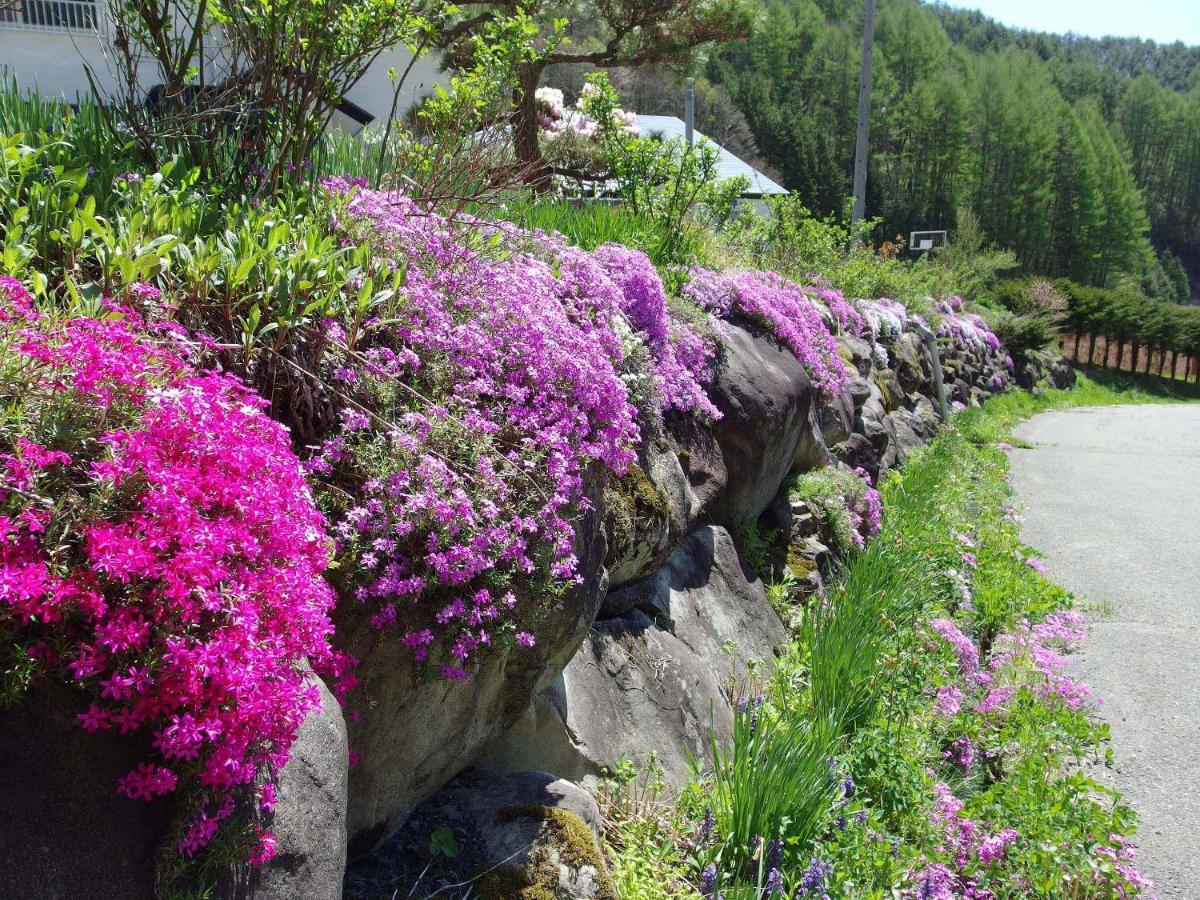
[695,0,1199,299]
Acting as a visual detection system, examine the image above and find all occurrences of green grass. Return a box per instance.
[955,367,1200,447]
[493,198,654,250]
[605,376,1172,898]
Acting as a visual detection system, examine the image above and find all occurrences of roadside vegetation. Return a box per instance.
[0,58,1020,896]
[599,375,1178,898]
[1,0,1189,893]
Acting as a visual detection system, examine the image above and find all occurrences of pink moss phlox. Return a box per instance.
[933,684,964,718]
[821,288,868,340]
[853,467,883,542]
[1,289,342,862]
[935,297,1002,353]
[930,618,981,679]
[683,268,847,399]
[1,276,40,323]
[317,181,650,677]
[593,243,720,419]
[989,612,1092,709]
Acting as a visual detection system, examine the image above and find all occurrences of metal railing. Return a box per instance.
[0,0,100,33]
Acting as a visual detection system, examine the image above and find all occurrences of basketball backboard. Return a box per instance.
[910,230,947,253]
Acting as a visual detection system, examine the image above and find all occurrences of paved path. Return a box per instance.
[1010,405,1200,897]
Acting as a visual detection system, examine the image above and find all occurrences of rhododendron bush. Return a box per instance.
[0,277,345,862]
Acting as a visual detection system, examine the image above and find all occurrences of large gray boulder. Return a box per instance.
[0,673,350,900]
[702,318,825,527]
[604,458,673,590]
[1017,349,1076,390]
[832,432,881,482]
[225,675,349,900]
[886,409,929,467]
[892,332,930,394]
[344,485,608,855]
[820,385,855,447]
[346,769,613,900]
[836,334,875,377]
[479,525,787,788]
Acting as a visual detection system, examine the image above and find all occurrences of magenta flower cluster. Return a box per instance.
[683,268,847,398]
[821,289,868,340]
[988,611,1093,709]
[1094,836,1156,896]
[312,181,723,678]
[902,782,1021,898]
[850,467,883,547]
[0,282,344,863]
[592,243,720,419]
[936,297,1004,353]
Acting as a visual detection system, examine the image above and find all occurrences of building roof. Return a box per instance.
[633,114,788,198]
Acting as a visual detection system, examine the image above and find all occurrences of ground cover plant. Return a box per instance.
[0,60,1076,896]
[601,377,1166,898]
[0,101,902,886]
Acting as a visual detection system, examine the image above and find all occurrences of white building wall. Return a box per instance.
[343,46,446,130]
[0,9,446,127]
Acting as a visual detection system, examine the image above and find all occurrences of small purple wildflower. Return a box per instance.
[798,858,832,895]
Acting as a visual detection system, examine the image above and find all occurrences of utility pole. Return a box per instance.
[684,77,696,150]
[851,0,876,230]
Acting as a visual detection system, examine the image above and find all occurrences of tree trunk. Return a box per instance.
[1171,349,1179,379]
[1071,332,1081,362]
[513,62,550,191]
[1116,339,1126,370]
[1130,340,1140,373]
[1156,348,1166,376]
[1087,332,1097,366]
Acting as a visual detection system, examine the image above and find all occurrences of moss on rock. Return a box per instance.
[785,546,817,579]
[476,806,617,900]
[603,463,672,581]
[605,465,670,535]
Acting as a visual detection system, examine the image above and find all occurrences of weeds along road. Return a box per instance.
[1010,404,1200,897]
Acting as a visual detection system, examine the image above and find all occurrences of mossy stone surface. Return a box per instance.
[476,806,616,900]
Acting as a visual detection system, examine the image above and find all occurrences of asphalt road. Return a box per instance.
[1010,404,1200,897]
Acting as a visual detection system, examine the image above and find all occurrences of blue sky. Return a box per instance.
[949,0,1200,45]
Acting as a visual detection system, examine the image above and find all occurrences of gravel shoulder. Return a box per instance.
[1010,404,1200,897]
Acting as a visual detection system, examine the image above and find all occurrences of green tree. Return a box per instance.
[1044,104,1103,280]
[439,0,750,183]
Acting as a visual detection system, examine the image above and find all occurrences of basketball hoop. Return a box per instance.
[910,230,947,254]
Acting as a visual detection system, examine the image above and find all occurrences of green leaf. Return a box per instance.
[428,826,459,859]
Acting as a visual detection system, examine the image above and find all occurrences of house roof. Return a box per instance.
[633,114,788,198]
